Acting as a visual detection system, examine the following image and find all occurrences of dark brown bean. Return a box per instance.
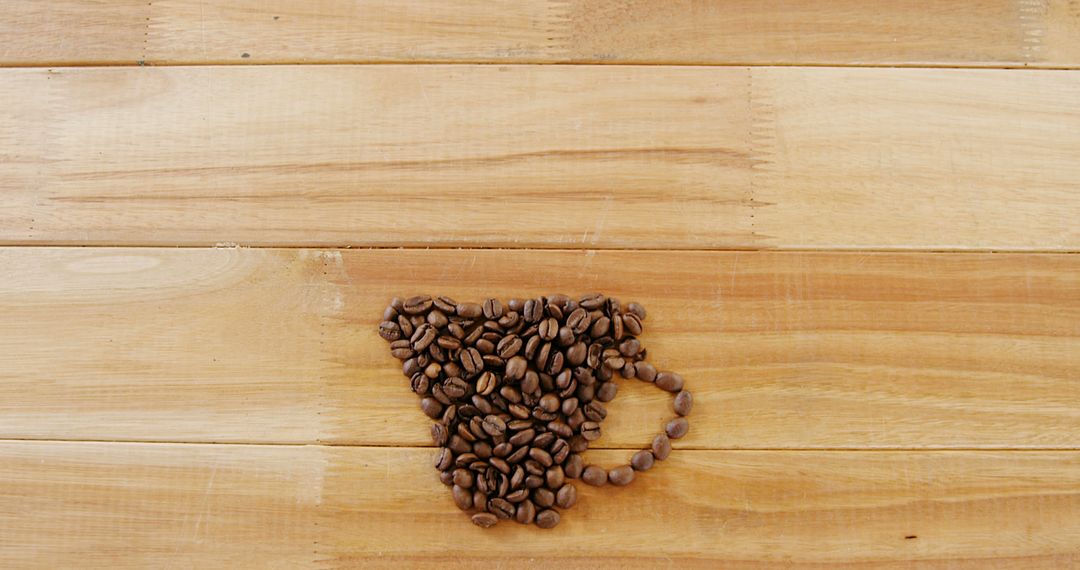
[403,295,432,314]
[581,465,607,486]
[569,435,589,454]
[621,313,643,336]
[523,299,544,323]
[433,296,458,314]
[583,401,606,422]
[674,390,693,416]
[525,475,544,489]
[431,423,448,446]
[556,483,577,508]
[580,421,602,441]
[545,465,565,489]
[618,338,641,357]
[626,302,647,320]
[489,498,514,520]
[453,468,474,488]
[529,447,553,467]
[497,335,523,358]
[482,298,503,319]
[516,500,537,524]
[378,320,402,341]
[453,485,473,510]
[471,512,498,528]
[634,361,657,382]
[535,509,560,529]
[560,397,579,416]
[596,381,618,402]
[434,448,453,471]
[655,371,685,393]
[506,489,529,503]
[550,438,570,464]
[538,318,559,341]
[504,355,527,381]
[456,302,483,319]
[440,470,455,486]
[564,454,585,479]
[631,450,654,471]
[506,445,530,464]
[427,310,449,328]
[420,397,443,419]
[579,293,605,309]
[533,488,555,508]
[509,429,536,447]
[656,432,679,459]
[476,371,498,396]
[608,465,635,486]
[473,490,488,512]
[521,370,540,395]
[665,417,689,439]
[482,415,506,437]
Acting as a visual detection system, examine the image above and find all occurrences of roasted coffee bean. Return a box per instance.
[492,442,513,458]
[504,355,527,382]
[470,395,493,416]
[546,465,565,489]
[397,315,415,338]
[436,335,462,351]
[608,465,635,486]
[473,441,493,459]
[453,468,475,489]
[655,371,684,393]
[453,485,473,510]
[507,419,533,431]
[665,417,690,439]
[674,390,693,416]
[440,470,455,486]
[471,512,498,528]
[441,377,467,400]
[506,445,530,464]
[420,397,443,419]
[626,301,647,320]
[378,320,402,341]
[459,347,483,376]
[533,488,556,508]
[526,448,552,468]
[410,373,430,396]
[390,339,414,360]
[432,296,457,314]
[566,308,591,335]
[534,342,552,371]
[464,325,484,346]
[611,313,624,339]
[441,405,457,425]
[538,393,560,413]
[555,369,573,391]
[621,362,636,379]
[533,432,556,449]
[524,459,545,477]
[535,509,560,529]
[579,293,605,310]
[476,371,498,396]
[516,500,537,524]
[547,420,572,438]
[533,408,558,423]
[449,435,471,454]
[525,475,544,489]
[564,342,587,366]
[489,498,514,520]
[622,313,644,336]
[427,310,449,329]
[604,356,625,370]
[383,304,399,321]
[618,338,641,357]
[634,361,658,382]
[473,490,488,512]
[448,322,466,340]
[580,421,602,441]
[569,435,589,453]
[596,364,613,381]
[411,324,437,352]
[631,450,655,471]
[550,439,570,464]
[539,318,559,341]
[499,385,522,404]
[475,338,495,355]
[455,453,479,468]
[556,483,577,509]
[586,342,603,368]
[581,465,607,486]
[652,433,669,459]
[456,302,483,319]
[565,454,585,479]
[545,303,563,321]
[583,401,607,422]
[434,448,453,471]
[403,357,421,378]
[567,408,586,430]
[554,328,572,349]
[507,298,525,313]
[576,383,595,403]
[508,403,531,420]
[482,415,507,437]
[431,423,448,446]
[596,381,618,402]
[481,354,505,368]
[506,489,529,503]
[495,334,522,358]
[509,429,536,447]
[403,295,433,315]
[482,298,503,319]
[589,316,611,339]
[560,397,579,416]
[457,422,477,443]
[423,362,442,379]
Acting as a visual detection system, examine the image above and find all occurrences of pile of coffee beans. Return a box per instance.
[379,294,692,529]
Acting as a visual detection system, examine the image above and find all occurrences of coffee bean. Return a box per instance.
[489,498,514,520]
[622,313,643,336]
[534,342,551,371]
[525,475,544,489]
[620,362,636,379]
[482,298,503,319]
[473,490,488,512]
[560,397,579,416]
[512,500,535,525]
[569,435,589,453]
[538,393,559,413]
[510,466,525,489]
[674,390,693,416]
[538,318,559,342]
[453,485,473,510]
[496,335,522,358]
[474,441,493,459]
[463,324,484,346]
[471,512,498,528]
[579,293,605,310]
[506,445,530,464]
[481,415,506,437]
[653,433,673,460]
[410,374,430,396]
[509,429,536,447]
[583,401,607,422]
[434,448,453,471]
[456,302,483,319]
[440,470,455,486]
[655,371,684,393]
[580,421,602,441]
[523,298,543,323]
[564,454,585,479]
[626,302,647,320]
[455,453,479,468]
[453,468,475,488]
[556,483,577,509]
[533,509,559,529]
[589,316,611,339]
[504,355,527,382]
[533,488,555,508]
[476,371,498,396]
[550,438,570,464]
[497,311,520,329]
[596,381,618,402]
[427,310,449,329]
[420,398,443,419]
[634,362,657,382]
[618,338,641,357]
[566,408,585,431]
[506,489,529,503]
[608,465,635,486]
[521,370,540,394]
[631,450,654,471]
[378,320,402,341]
[403,295,433,315]
[546,465,565,489]
[581,465,607,486]
[432,296,458,314]
[396,315,415,338]
[665,417,690,439]
[508,403,530,420]
[604,356,625,370]
[529,447,553,467]
[507,298,525,313]
[525,459,545,477]
[547,420,572,438]
[431,423,448,446]
[449,435,471,454]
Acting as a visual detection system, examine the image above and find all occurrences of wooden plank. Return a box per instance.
[2,1,1080,67]
[3,441,1080,567]
[1,66,1078,249]
[2,247,1078,449]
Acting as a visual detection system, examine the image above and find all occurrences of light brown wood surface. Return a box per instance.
[2,66,1079,249]
[2,0,1080,67]
[3,248,1078,448]
[4,2,1080,567]
[3,442,1079,568]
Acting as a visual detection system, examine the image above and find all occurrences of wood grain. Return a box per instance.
[3,441,1079,568]
[2,1,1080,67]
[3,247,1078,448]
[2,66,1079,249]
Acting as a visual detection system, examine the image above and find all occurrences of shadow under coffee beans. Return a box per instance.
[379,294,692,529]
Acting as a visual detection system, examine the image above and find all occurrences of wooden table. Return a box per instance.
[2,2,1080,567]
